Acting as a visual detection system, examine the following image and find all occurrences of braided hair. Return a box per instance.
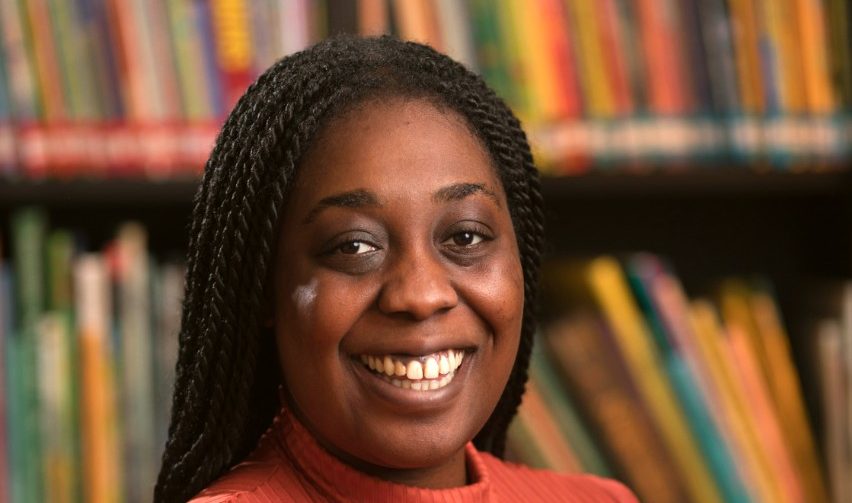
[155,35,544,503]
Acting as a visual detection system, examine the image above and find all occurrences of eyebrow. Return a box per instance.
[302,189,381,224]
[432,183,500,206]
[302,182,499,224]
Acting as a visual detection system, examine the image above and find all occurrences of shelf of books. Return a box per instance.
[1,1,851,503]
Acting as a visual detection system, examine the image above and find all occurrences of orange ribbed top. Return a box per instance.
[190,408,637,502]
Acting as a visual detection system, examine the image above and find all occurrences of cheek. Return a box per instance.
[275,272,376,360]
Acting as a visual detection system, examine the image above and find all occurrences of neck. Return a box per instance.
[327,443,469,489]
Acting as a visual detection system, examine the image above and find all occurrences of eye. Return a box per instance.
[448,231,484,247]
[336,240,379,255]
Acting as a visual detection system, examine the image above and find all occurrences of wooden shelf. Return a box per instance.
[2,169,850,207]
[0,177,200,206]
[541,168,852,199]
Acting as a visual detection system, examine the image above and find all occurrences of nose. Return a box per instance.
[377,247,458,320]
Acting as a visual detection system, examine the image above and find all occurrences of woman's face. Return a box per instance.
[272,97,524,488]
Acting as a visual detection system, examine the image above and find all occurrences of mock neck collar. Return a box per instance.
[267,407,494,502]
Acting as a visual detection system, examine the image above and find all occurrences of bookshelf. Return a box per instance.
[2,1,851,502]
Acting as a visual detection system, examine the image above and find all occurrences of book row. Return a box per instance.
[0,0,850,180]
[504,255,849,503]
[1,209,183,503]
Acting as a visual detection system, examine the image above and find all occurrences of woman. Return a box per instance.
[155,35,637,502]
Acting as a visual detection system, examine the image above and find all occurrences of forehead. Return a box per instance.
[291,98,504,204]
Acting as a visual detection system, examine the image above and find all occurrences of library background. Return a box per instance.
[0,0,850,502]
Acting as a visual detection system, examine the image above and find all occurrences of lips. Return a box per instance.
[358,349,466,391]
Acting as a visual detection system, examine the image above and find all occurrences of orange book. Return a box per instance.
[357,0,388,36]
[594,0,633,116]
[728,0,766,114]
[391,0,443,52]
[74,255,122,503]
[632,0,692,115]
[725,323,804,503]
[792,0,835,113]
[748,285,830,502]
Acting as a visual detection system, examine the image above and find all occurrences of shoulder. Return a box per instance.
[479,452,639,502]
[187,450,308,502]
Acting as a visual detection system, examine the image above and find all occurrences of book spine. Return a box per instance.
[209,0,254,112]
[115,223,157,501]
[748,283,830,502]
[75,254,122,503]
[0,262,11,503]
[11,208,47,503]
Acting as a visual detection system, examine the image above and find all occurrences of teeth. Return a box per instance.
[394,361,407,377]
[424,358,439,379]
[406,361,423,380]
[359,349,467,391]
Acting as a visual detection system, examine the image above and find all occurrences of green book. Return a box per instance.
[11,207,47,503]
[44,230,81,503]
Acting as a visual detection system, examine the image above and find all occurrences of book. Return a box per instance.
[814,319,852,503]
[584,256,723,503]
[11,207,47,503]
[0,257,11,503]
[747,281,830,502]
[544,309,690,503]
[39,229,80,503]
[529,338,610,476]
[689,300,787,503]
[114,223,157,501]
[75,253,122,503]
[626,254,751,503]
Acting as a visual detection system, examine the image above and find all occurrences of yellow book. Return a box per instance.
[506,0,553,123]
[689,301,782,503]
[748,285,830,502]
[792,0,835,113]
[759,0,807,112]
[563,0,615,118]
[494,0,531,121]
[585,257,722,503]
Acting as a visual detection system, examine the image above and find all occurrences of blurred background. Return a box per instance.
[0,0,850,502]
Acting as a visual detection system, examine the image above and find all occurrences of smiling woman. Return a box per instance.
[154,36,638,503]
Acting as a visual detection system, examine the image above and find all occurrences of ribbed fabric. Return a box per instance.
[190,409,638,502]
